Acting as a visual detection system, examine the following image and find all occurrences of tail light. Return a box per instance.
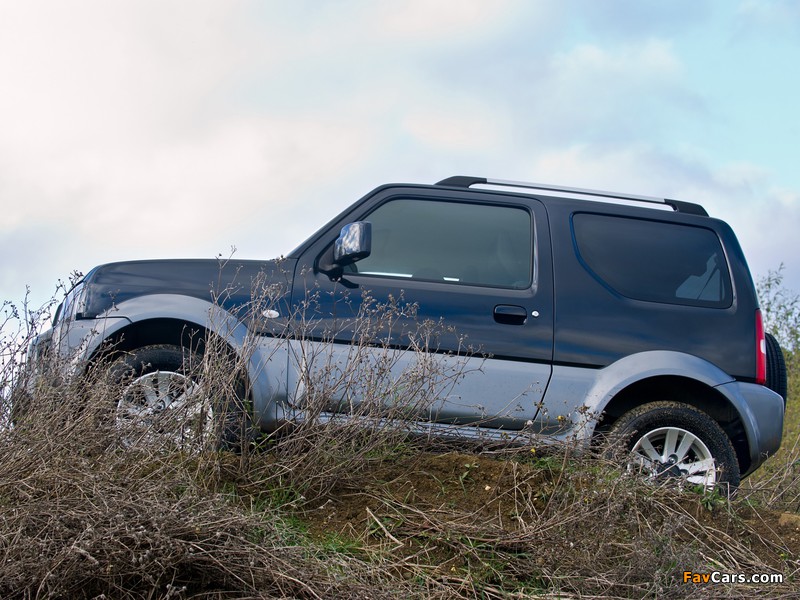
[755,309,766,385]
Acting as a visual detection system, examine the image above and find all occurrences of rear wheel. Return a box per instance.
[607,401,740,493]
[109,344,248,450]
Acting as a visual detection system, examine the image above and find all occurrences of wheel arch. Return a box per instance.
[76,293,287,432]
[85,317,257,406]
[81,294,257,398]
[89,317,216,363]
[595,375,752,476]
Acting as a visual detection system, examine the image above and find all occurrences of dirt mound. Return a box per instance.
[305,451,547,534]
[302,450,800,594]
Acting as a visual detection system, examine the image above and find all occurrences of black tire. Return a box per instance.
[607,401,740,493]
[765,333,788,403]
[108,344,249,450]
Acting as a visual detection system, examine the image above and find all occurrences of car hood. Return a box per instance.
[79,258,297,320]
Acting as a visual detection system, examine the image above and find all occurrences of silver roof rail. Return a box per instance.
[435,176,708,216]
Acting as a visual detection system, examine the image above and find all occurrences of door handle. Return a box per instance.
[493,305,527,325]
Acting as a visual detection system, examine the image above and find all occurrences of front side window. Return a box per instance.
[347,199,533,289]
[573,213,732,307]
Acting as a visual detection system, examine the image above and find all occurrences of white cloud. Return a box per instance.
[526,143,684,196]
[0,2,381,249]
[367,0,523,39]
[0,2,252,148]
[2,115,374,251]
[541,39,695,136]
[1,1,798,306]
[402,103,508,152]
[735,0,800,31]
[552,39,682,79]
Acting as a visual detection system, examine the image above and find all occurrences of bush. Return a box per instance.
[743,267,800,511]
[758,264,799,374]
[2,273,799,599]
[0,298,420,599]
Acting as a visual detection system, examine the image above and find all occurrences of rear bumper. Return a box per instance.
[715,380,784,476]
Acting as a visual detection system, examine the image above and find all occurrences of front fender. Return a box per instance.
[73,294,287,430]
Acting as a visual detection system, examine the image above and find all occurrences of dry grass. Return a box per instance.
[296,445,800,599]
[1,382,419,599]
[5,377,799,599]
[1,287,799,599]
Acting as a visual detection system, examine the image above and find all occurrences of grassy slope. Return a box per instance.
[1,375,798,599]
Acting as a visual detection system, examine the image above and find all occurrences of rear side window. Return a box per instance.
[572,213,732,308]
[348,198,532,289]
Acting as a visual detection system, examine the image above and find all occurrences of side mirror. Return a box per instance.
[333,221,372,265]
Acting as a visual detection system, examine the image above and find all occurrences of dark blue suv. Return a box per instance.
[31,176,787,490]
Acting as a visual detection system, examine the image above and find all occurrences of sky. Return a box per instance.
[1,0,799,315]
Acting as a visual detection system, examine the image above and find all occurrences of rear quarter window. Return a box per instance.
[572,213,732,308]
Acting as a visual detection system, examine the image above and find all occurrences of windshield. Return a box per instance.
[54,280,85,327]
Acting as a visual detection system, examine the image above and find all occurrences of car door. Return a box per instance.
[287,187,554,431]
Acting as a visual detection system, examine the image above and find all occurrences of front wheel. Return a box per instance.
[607,401,740,493]
[108,344,248,450]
